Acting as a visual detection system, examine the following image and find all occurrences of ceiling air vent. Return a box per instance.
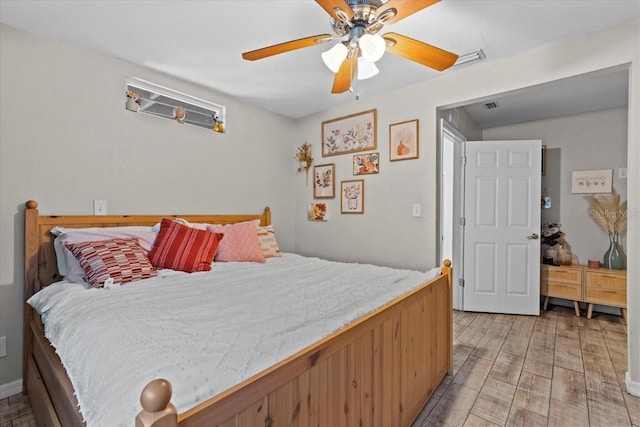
[483,101,500,110]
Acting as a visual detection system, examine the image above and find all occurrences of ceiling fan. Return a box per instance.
[242,0,459,94]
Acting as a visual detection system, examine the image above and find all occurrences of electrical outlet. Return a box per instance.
[93,200,107,215]
[0,336,6,358]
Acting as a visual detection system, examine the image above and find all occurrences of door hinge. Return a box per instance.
[459,278,465,287]
[459,217,466,226]
[461,156,467,165]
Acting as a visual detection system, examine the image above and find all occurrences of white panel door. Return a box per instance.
[463,140,541,315]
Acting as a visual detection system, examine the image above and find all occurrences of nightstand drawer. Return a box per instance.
[585,272,626,291]
[585,287,626,307]
[543,281,582,300]
[541,266,582,285]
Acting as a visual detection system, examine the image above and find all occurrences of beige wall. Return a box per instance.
[294,20,640,392]
[483,107,629,264]
[0,24,296,386]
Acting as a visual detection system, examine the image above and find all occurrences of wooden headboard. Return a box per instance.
[23,200,272,299]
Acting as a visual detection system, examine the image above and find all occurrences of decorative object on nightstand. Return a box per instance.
[295,142,313,185]
[541,223,572,265]
[585,188,627,269]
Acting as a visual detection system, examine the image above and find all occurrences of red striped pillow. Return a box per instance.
[148,218,223,272]
[65,238,157,288]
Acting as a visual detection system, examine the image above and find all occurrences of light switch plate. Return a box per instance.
[619,168,627,179]
[412,203,422,217]
[93,200,107,215]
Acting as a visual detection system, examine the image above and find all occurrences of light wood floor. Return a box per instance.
[413,306,639,427]
[2,307,638,427]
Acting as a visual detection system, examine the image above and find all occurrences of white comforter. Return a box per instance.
[28,253,440,426]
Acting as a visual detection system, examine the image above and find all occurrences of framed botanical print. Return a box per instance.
[307,203,328,221]
[353,152,379,175]
[322,109,377,156]
[313,163,335,198]
[341,179,364,214]
[389,119,419,161]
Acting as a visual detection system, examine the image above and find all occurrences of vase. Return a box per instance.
[125,98,139,112]
[544,247,558,264]
[603,235,626,270]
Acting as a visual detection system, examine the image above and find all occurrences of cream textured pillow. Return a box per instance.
[257,225,281,258]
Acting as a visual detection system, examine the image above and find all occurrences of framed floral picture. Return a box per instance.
[313,163,335,198]
[322,109,377,157]
[308,203,328,221]
[389,119,419,161]
[341,179,364,214]
[353,152,379,175]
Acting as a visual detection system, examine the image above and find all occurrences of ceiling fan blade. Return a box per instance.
[242,34,333,61]
[383,32,458,71]
[376,0,439,24]
[331,54,357,94]
[315,0,354,21]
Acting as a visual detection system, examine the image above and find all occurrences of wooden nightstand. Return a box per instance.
[540,264,627,319]
[584,267,627,320]
[541,264,583,316]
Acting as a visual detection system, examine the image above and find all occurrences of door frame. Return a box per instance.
[438,119,466,310]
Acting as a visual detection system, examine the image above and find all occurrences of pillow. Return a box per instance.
[148,218,223,272]
[52,226,157,283]
[257,225,281,258]
[151,218,208,233]
[206,221,265,263]
[65,238,157,288]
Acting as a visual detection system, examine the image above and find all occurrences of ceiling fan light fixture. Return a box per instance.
[358,33,386,62]
[357,58,379,80]
[321,42,349,73]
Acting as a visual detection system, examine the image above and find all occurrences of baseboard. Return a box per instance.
[626,371,640,397]
[0,379,22,399]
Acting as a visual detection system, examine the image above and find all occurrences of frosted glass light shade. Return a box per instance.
[358,34,385,62]
[321,43,349,73]
[357,58,379,80]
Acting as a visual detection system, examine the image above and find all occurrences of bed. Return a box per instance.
[23,200,453,427]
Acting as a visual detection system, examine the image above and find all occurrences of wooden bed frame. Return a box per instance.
[23,200,453,427]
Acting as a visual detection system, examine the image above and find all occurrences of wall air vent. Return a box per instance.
[125,77,226,133]
[483,101,500,110]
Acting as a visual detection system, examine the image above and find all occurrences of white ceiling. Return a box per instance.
[1,0,638,122]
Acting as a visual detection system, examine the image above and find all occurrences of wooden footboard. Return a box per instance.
[138,261,453,427]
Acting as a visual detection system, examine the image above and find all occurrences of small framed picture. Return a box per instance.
[389,119,419,161]
[308,203,329,221]
[313,163,335,198]
[341,179,364,214]
[353,152,380,175]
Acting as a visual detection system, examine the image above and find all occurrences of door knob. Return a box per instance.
[527,233,539,240]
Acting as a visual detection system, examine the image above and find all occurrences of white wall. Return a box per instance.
[0,24,296,387]
[294,20,640,392]
[483,107,628,264]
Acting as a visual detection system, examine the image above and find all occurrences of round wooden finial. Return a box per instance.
[264,206,271,213]
[26,200,38,209]
[140,379,172,413]
[443,259,452,267]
